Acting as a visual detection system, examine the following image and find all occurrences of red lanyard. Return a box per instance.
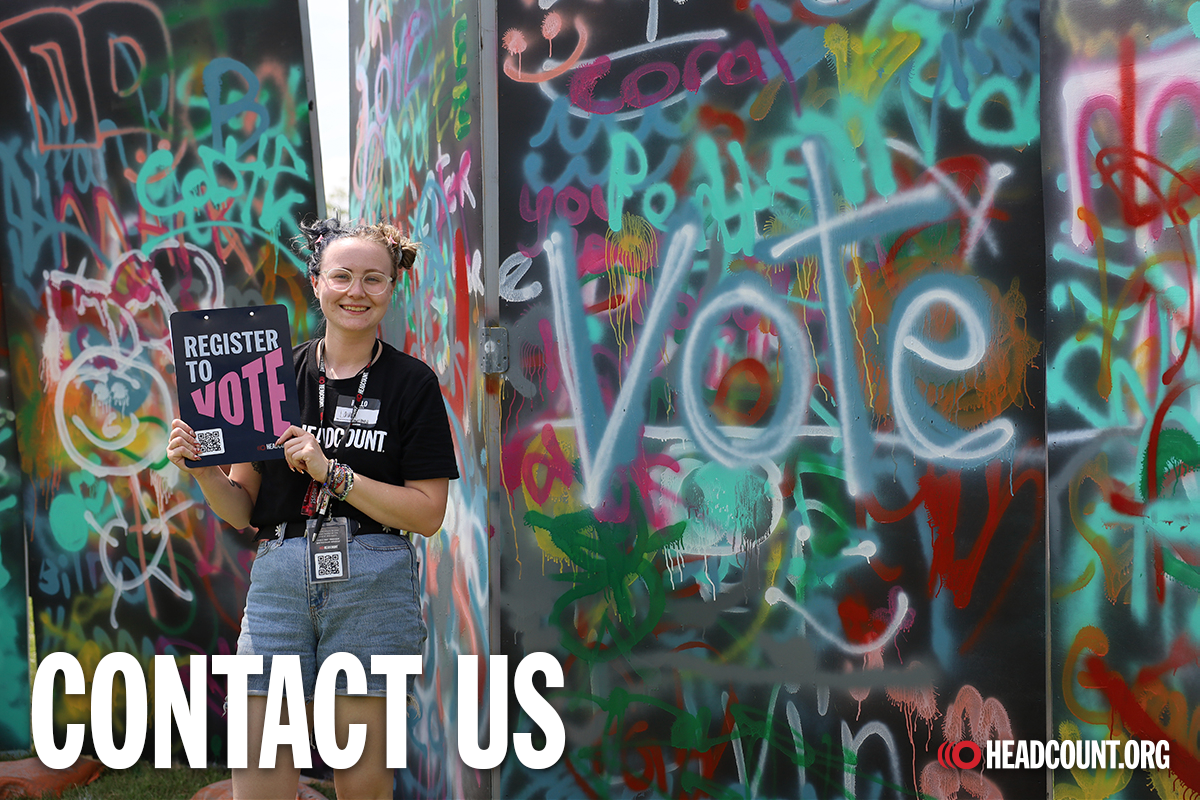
[301,339,380,521]
[316,338,378,459]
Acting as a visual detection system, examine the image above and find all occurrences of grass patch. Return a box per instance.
[0,760,232,799]
[0,758,336,799]
[55,763,228,799]
[308,778,336,798]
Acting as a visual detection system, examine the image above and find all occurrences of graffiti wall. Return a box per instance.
[0,0,318,759]
[494,0,1046,796]
[349,0,489,795]
[1045,0,1200,797]
[16,0,1200,794]
[0,295,28,752]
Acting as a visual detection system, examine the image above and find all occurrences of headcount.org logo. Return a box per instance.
[937,739,1170,770]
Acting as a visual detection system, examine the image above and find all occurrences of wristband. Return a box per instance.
[323,460,355,501]
[333,466,355,501]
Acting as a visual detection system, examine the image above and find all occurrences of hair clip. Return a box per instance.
[316,234,324,245]
[386,235,398,248]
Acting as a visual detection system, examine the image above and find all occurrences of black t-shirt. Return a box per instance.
[248,339,459,532]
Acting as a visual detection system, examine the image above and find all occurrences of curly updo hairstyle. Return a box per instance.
[295,217,419,280]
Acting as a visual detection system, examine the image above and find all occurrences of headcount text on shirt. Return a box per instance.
[31,652,565,770]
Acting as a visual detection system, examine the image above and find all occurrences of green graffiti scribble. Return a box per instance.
[650,183,683,232]
[607,131,649,235]
[1139,427,1200,500]
[526,500,684,664]
[765,134,814,208]
[964,75,1039,147]
[38,596,156,663]
[694,135,774,256]
[780,115,870,204]
[1163,550,1200,592]
[0,601,29,743]
[49,470,112,552]
[451,18,473,139]
[136,134,308,230]
[679,464,774,552]
[780,453,865,596]
[1049,335,1154,428]
[557,686,911,799]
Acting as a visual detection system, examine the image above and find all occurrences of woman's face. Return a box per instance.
[311,237,394,336]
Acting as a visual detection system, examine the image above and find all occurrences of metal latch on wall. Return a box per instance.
[479,326,508,374]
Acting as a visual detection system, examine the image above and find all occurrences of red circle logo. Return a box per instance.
[937,741,981,769]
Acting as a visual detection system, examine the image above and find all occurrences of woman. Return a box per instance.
[167,218,458,799]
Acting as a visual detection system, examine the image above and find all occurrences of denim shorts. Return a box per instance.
[235,532,426,702]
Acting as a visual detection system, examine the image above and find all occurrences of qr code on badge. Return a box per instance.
[195,428,225,456]
[316,552,343,578]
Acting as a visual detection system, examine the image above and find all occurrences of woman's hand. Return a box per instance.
[274,426,448,535]
[276,425,331,482]
[167,419,209,472]
[165,418,261,529]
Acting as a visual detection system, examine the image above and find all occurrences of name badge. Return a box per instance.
[334,397,380,427]
[307,517,351,583]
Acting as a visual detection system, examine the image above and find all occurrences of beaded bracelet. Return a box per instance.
[323,460,355,501]
[333,466,355,501]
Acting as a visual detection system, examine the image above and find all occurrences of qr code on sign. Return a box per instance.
[196,428,224,456]
[316,552,343,578]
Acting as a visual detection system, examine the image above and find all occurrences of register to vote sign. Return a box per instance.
[170,305,300,465]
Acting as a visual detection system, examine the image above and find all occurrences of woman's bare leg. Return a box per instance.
[232,695,304,800]
[331,695,395,800]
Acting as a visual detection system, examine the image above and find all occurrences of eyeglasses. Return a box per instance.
[320,268,394,296]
